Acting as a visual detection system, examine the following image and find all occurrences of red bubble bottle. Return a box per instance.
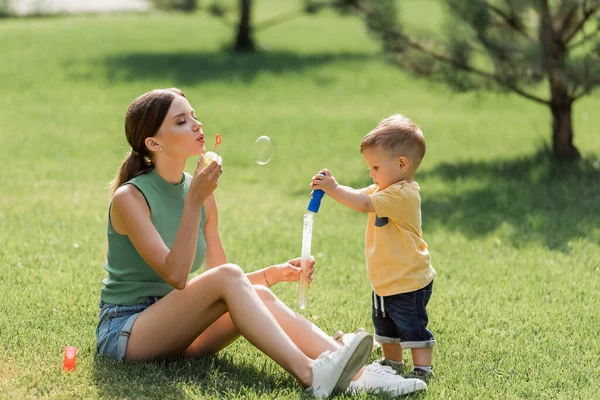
[63,346,78,372]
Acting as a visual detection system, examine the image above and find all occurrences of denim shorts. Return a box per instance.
[372,281,435,349]
[96,296,161,360]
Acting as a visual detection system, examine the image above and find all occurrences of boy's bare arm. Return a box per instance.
[329,184,375,213]
[311,169,375,213]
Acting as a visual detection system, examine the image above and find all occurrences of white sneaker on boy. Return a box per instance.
[310,331,373,398]
[347,361,427,397]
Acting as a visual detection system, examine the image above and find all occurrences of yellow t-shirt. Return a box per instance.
[363,181,435,296]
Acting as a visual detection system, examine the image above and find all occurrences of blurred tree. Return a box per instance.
[207,0,348,52]
[208,0,295,52]
[355,0,600,158]
[151,0,198,12]
[236,0,255,51]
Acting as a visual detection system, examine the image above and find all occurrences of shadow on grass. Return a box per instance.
[92,353,427,399]
[94,49,371,86]
[344,151,599,251]
[422,152,599,250]
[93,353,300,399]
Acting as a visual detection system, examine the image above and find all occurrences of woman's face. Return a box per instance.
[152,95,205,158]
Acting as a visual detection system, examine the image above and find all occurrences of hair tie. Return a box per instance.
[130,149,140,156]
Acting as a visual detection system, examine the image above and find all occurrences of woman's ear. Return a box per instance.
[397,156,410,173]
[145,137,163,153]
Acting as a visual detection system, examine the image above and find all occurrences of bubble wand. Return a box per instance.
[204,134,222,166]
[298,172,326,309]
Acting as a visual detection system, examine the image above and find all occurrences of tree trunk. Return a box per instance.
[539,2,580,159]
[550,101,580,158]
[235,0,256,52]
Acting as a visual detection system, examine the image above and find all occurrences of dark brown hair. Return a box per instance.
[110,88,185,193]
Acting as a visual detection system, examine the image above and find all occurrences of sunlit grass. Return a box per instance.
[0,2,599,398]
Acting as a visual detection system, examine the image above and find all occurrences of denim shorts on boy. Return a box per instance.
[372,280,435,348]
[96,296,162,360]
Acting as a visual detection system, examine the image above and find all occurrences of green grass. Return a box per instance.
[1,2,599,399]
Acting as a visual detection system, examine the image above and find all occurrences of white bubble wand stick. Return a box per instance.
[298,172,326,309]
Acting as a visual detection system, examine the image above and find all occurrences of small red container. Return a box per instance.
[63,346,78,371]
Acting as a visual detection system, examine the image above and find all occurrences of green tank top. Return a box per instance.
[100,169,206,305]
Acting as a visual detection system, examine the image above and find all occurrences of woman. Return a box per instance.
[97,88,420,398]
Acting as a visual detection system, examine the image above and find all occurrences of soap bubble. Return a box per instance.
[253,136,275,165]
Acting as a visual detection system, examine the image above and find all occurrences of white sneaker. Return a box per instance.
[310,331,373,398]
[347,362,427,397]
[333,330,381,351]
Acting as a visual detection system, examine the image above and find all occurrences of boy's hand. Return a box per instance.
[311,169,338,194]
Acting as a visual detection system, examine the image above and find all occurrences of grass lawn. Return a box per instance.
[1,1,599,398]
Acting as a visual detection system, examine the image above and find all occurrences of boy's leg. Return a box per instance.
[409,347,434,380]
[371,291,403,363]
[381,343,404,363]
[384,281,435,371]
[412,347,432,367]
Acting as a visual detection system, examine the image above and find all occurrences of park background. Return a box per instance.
[0,0,599,398]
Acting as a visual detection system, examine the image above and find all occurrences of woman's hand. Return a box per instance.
[273,256,315,286]
[189,154,223,206]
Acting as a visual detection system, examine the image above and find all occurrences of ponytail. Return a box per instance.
[111,88,186,194]
[110,150,153,194]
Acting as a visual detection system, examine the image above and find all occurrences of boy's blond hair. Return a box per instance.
[360,114,426,169]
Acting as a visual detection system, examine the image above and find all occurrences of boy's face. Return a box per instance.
[362,146,408,190]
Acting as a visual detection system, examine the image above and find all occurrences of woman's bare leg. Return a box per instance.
[125,264,313,386]
[185,313,241,356]
[187,285,341,359]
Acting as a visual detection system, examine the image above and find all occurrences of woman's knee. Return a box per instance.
[254,284,277,303]
[189,264,245,290]
[215,263,245,279]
